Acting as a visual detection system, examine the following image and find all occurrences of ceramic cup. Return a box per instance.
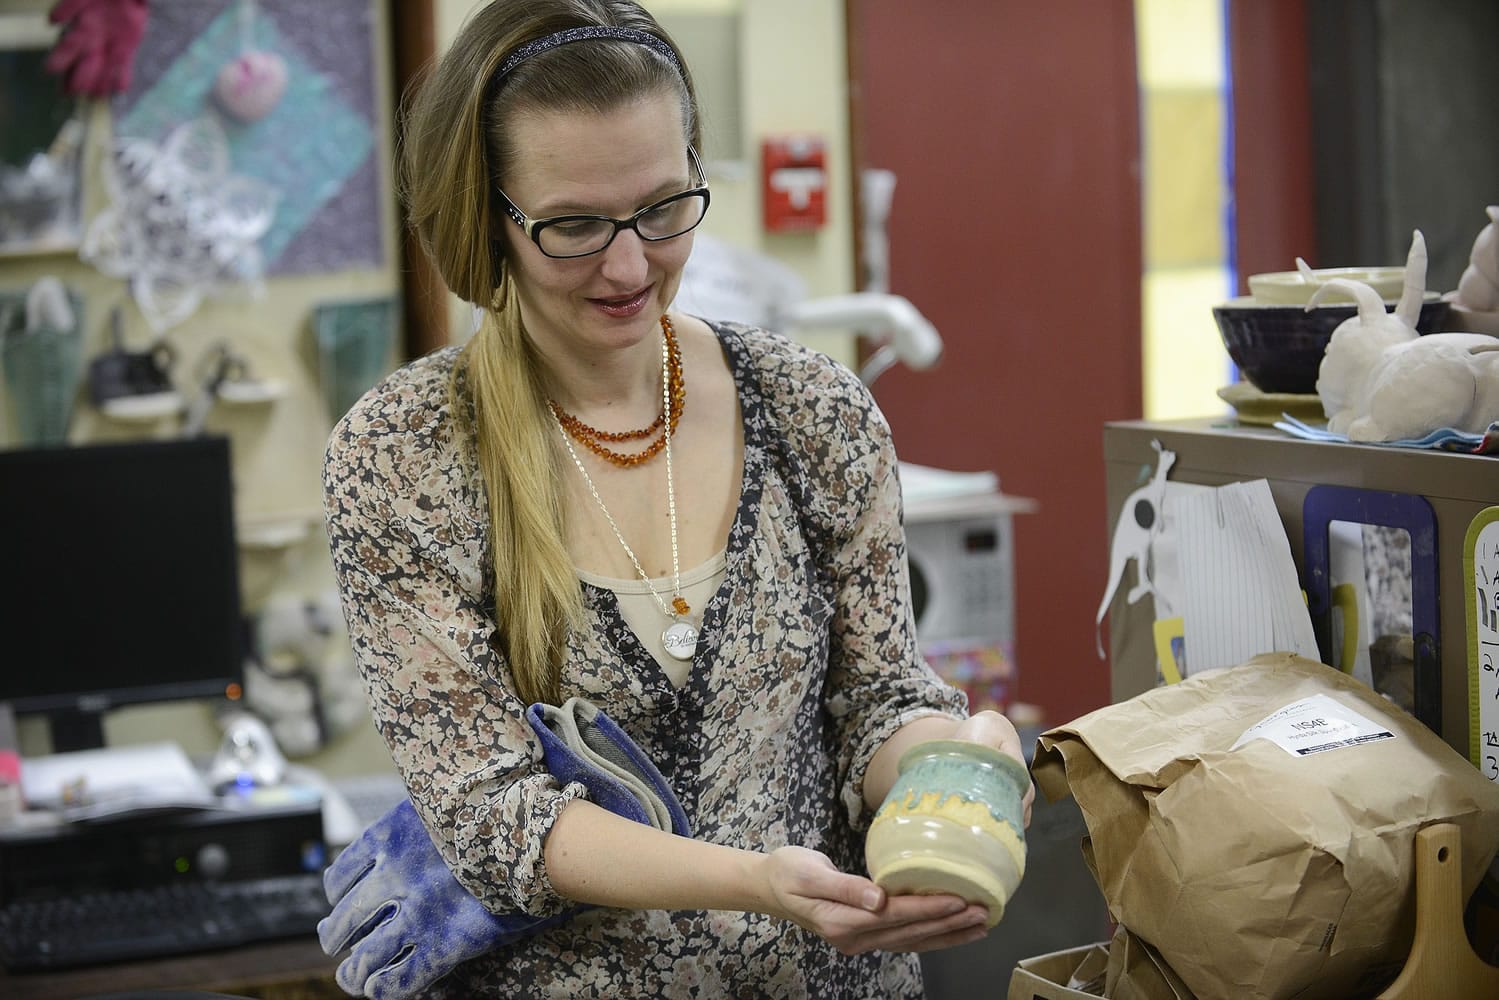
[864,739,1029,926]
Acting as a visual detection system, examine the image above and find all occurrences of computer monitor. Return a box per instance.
[0,436,245,752]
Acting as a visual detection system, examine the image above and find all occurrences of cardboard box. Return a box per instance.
[1008,942,1110,1000]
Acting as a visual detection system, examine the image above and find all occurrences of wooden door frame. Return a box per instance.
[843,0,866,296]
[390,0,447,358]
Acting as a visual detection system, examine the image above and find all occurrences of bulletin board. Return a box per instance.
[112,0,384,276]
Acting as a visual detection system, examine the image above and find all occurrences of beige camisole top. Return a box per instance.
[576,549,728,686]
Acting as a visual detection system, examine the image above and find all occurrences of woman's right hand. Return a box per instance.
[761,846,991,955]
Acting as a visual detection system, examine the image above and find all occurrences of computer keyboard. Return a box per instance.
[0,873,331,972]
[331,772,410,828]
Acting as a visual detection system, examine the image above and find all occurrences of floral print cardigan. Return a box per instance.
[322,320,967,997]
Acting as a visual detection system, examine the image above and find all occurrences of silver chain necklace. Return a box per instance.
[552,326,699,661]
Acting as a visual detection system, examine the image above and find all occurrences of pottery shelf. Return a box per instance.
[97,392,186,422]
[217,379,288,405]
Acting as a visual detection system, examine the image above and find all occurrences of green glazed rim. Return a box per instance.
[896,738,1030,783]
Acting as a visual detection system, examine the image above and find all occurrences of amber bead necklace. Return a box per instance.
[548,315,698,660]
[547,315,684,468]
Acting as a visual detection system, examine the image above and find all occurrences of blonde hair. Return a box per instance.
[397,1,701,705]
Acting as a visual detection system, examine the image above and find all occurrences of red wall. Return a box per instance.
[851,2,1143,727]
[1229,0,1317,291]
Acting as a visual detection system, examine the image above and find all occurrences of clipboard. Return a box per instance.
[1303,485,1440,735]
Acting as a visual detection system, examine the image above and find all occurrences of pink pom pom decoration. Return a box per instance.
[213,50,288,123]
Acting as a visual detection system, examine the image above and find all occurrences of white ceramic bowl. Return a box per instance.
[1248,266,1407,305]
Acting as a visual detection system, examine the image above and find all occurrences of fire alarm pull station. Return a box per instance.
[762,136,826,232]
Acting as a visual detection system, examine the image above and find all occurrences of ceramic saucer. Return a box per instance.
[1217,382,1325,427]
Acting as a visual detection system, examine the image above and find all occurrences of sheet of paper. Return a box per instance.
[20,741,215,821]
[1151,481,1215,620]
[675,232,808,330]
[898,462,1000,504]
[1240,479,1319,660]
[1174,479,1319,676]
[1177,486,1270,671]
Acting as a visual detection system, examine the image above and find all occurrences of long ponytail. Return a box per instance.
[453,279,581,706]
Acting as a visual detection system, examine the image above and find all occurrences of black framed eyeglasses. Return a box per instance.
[497,146,710,259]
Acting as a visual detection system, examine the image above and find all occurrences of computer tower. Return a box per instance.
[0,802,325,902]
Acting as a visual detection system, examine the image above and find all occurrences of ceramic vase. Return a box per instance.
[314,297,398,421]
[864,739,1029,926]
[1,290,84,446]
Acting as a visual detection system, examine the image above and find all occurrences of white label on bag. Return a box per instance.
[1229,694,1396,756]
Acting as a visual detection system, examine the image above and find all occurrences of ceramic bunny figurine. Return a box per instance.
[1448,205,1499,336]
[1310,230,1499,442]
[1456,205,1499,312]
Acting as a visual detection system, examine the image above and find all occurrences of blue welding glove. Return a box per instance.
[317,698,689,1000]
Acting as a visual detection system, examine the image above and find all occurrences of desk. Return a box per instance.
[0,937,343,999]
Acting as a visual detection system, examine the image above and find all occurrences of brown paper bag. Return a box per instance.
[1105,924,1196,1000]
[1073,837,1197,999]
[1033,653,1499,1000]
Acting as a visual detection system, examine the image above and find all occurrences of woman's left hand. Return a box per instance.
[950,710,1034,828]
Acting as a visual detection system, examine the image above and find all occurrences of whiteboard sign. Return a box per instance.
[1466,506,1499,784]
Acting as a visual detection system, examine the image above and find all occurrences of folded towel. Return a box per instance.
[1274,414,1499,455]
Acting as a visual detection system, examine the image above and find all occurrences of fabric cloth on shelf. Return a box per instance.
[1275,414,1499,454]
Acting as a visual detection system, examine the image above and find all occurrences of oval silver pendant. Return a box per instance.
[661,620,698,661]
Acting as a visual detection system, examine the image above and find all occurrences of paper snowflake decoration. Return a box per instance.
[82,116,279,332]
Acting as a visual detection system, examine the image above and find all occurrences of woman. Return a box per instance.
[322,0,1033,995]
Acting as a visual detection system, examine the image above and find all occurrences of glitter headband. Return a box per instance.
[493,26,682,83]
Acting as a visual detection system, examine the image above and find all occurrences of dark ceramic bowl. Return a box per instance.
[1212,295,1451,394]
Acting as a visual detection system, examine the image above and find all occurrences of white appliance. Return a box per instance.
[901,463,1035,646]
[900,465,1036,715]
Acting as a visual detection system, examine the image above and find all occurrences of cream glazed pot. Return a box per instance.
[864,739,1029,926]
